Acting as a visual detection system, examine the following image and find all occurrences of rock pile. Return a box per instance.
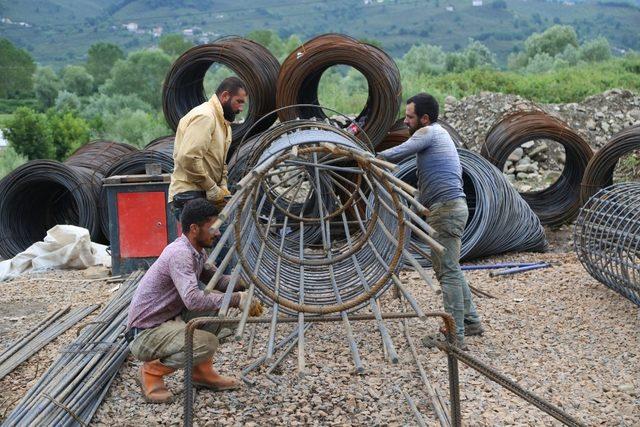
[443,89,640,190]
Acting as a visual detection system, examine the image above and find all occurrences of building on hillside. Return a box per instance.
[152,26,163,37]
[0,130,8,152]
[124,22,138,32]
[446,5,455,11]
[472,0,483,6]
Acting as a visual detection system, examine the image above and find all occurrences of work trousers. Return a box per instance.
[427,198,480,339]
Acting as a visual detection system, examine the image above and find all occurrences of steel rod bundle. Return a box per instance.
[3,271,144,425]
[580,125,640,203]
[0,141,137,257]
[0,305,99,380]
[162,37,280,154]
[574,183,640,306]
[276,34,402,148]
[389,149,547,267]
[482,110,593,227]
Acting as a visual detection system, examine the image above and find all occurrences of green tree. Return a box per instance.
[34,66,62,109]
[102,50,172,109]
[399,44,447,75]
[98,108,170,148]
[579,37,612,62]
[524,25,579,59]
[61,65,95,97]
[54,91,82,113]
[47,111,91,160]
[0,38,36,98]
[158,34,194,57]
[0,146,28,179]
[86,42,125,86]
[4,107,55,160]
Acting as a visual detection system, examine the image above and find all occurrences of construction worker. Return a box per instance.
[168,76,247,218]
[125,199,249,403]
[377,93,484,349]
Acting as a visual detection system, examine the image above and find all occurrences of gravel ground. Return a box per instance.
[0,243,638,426]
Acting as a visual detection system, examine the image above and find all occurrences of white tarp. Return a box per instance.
[0,225,111,282]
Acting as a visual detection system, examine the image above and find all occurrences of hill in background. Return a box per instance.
[1,0,639,67]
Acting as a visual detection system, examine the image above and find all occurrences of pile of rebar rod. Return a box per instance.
[580,124,640,203]
[0,305,99,381]
[3,271,143,425]
[389,149,547,266]
[276,34,402,148]
[482,110,593,227]
[162,37,280,155]
[574,182,640,306]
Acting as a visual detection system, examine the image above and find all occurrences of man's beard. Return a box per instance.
[222,101,237,122]
[408,122,423,135]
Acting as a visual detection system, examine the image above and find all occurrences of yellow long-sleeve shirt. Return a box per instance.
[168,95,232,202]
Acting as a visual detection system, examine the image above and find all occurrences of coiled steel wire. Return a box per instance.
[0,141,137,258]
[482,111,593,227]
[389,149,547,266]
[581,125,640,203]
[98,136,175,240]
[276,34,402,148]
[574,183,640,306]
[162,37,280,154]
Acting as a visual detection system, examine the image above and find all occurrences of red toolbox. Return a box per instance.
[104,174,178,275]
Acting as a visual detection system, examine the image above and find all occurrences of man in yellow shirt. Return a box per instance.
[169,77,247,217]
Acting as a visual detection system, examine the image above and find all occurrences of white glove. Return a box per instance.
[205,185,224,203]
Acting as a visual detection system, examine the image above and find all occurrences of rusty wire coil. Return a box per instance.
[574,182,640,306]
[482,111,593,227]
[162,37,280,155]
[581,125,640,204]
[276,34,402,148]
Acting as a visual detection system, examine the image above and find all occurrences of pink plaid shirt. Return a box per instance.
[127,235,230,329]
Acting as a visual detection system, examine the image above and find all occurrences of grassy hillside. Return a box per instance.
[1,0,639,67]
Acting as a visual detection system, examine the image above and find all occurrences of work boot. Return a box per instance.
[464,320,485,337]
[138,359,176,403]
[192,358,242,391]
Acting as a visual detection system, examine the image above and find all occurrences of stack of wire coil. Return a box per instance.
[574,182,640,306]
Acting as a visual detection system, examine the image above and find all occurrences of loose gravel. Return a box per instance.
[0,243,638,426]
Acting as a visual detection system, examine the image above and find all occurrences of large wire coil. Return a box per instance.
[482,111,593,227]
[580,125,640,203]
[574,182,640,306]
[276,34,402,148]
[390,149,547,266]
[162,37,280,154]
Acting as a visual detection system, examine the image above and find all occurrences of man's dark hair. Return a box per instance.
[407,93,439,123]
[181,198,219,234]
[216,76,246,96]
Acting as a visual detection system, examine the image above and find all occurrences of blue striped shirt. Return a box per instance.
[379,123,465,208]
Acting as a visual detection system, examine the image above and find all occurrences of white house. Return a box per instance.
[0,130,8,152]
[472,0,483,6]
[124,22,138,32]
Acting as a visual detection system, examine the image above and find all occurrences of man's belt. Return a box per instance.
[173,191,206,209]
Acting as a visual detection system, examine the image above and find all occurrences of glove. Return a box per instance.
[232,291,265,317]
[206,185,231,210]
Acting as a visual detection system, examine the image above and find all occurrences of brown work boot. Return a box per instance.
[138,359,176,403]
[192,358,241,391]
